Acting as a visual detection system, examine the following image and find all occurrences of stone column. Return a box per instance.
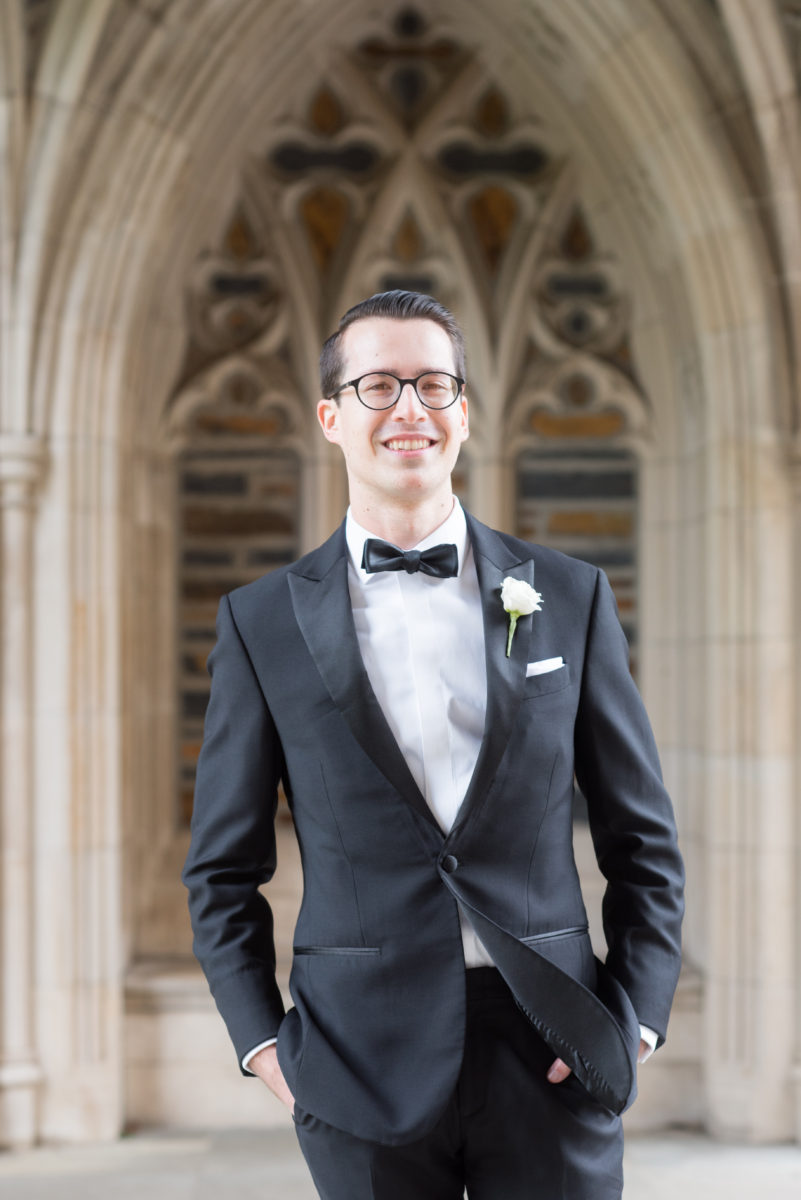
[791,452,801,1146]
[701,435,797,1142]
[305,445,347,549]
[0,432,46,1148]
[467,452,509,531]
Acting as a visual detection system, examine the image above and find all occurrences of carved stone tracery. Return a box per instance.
[167,3,649,825]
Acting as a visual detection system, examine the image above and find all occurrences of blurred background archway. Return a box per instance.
[1,0,800,1149]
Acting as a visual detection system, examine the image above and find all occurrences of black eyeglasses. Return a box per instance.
[331,371,465,410]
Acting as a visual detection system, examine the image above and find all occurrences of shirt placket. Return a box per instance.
[398,573,458,834]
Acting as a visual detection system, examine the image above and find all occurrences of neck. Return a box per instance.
[350,493,456,549]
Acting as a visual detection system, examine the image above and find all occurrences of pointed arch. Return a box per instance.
[1,0,797,1144]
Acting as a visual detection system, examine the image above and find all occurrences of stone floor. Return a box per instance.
[0,1129,800,1198]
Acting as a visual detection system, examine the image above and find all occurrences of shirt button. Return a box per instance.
[441,854,459,874]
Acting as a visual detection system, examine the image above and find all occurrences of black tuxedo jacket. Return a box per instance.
[183,513,684,1145]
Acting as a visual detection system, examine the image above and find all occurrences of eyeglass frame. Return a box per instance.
[329,370,466,411]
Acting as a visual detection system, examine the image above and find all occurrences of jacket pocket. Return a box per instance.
[293,945,381,956]
[520,924,588,945]
[522,662,572,699]
[520,925,594,985]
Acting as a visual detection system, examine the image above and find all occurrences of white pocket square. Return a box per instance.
[526,657,564,677]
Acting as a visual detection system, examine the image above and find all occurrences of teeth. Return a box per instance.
[386,439,431,451]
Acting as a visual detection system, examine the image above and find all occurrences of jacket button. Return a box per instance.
[441,854,459,874]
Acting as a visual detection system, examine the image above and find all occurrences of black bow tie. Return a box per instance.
[361,538,459,578]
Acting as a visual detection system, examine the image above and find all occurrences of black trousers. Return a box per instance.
[292,967,624,1200]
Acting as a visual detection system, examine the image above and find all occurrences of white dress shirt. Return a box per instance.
[242,499,657,1067]
[345,499,493,969]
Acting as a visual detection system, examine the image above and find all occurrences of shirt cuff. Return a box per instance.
[638,1024,658,1063]
[242,1037,277,1073]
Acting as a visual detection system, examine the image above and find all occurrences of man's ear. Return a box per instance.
[459,394,469,442]
[317,397,341,444]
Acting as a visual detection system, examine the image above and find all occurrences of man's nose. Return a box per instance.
[391,381,426,420]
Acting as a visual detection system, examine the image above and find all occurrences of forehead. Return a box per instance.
[340,317,456,375]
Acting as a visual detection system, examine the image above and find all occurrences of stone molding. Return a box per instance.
[0,434,47,501]
[0,432,46,1148]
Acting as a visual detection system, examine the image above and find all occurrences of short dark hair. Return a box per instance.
[319,290,466,399]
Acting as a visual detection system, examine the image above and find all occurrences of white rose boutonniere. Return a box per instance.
[501,576,543,657]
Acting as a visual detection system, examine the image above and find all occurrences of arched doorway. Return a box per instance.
[2,0,798,1146]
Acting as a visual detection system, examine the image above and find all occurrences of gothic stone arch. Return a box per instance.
[1,0,799,1146]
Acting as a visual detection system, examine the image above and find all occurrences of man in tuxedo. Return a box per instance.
[183,290,684,1199]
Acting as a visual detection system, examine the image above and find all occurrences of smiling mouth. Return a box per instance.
[383,437,435,452]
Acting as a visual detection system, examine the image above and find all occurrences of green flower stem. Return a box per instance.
[506,612,518,657]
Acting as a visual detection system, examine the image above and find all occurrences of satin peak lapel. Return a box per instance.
[287,527,439,832]
[454,516,538,832]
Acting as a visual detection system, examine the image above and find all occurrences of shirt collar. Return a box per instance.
[346,499,469,582]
